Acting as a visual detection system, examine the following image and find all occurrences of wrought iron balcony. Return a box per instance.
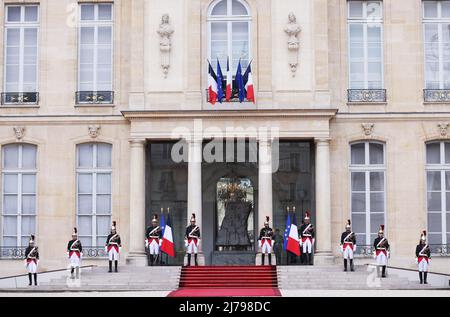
[0,246,26,259]
[424,89,450,103]
[1,92,39,105]
[353,245,375,257]
[430,244,449,256]
[348,89,387,103]
[82,246,108,258]
[76,91,114,104]
[205,89,252,103]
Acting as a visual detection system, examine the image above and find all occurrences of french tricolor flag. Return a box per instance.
[226,57,233,102]
[161,213,175,257]
[286,213,301,256]
[243,62,255,103]
[208,61,218,105]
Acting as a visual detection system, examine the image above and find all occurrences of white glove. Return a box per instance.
[184,239,188,248]
[415,258,418,265]
[104,246,108,253]
[258,240,262,248]
[353,245,357,252]
[299,239,303,247]
[387,251,390,259]
[119,246,122,253]
[145,240,148,248]
[159,239,163,247]
[312,238,315,246]
[340,245,343,253]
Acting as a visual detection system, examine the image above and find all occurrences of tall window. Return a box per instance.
[76,143,112,247]
[1,144,37,247]
[350,141,386,246]
[425,141,450,246]
[2,5,39,105]
[77,3,114,104]
[208,0,251,73]
[423,1,450,90]
[347,1,383,90]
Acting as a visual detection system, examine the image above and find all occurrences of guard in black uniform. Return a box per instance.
[340,220,356,272]
[299,211,315,265]
[105,221,122,273]
[24,235,39,286]
[373,225,390,278]
[185,213,201,266]
[415,230,431,284]
[258,216,274,266]
[145,214,162,266]
[67,227,83,279]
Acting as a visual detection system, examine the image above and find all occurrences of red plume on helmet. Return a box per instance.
[152,214,158,222]
[421,230,427,242]
[346,219,351,229]
[264,216,270,225]
[111,221,117,231]
[190,213,196,222]
[72,227,78,236]
[378,224,384,234]
[304,211,310,220]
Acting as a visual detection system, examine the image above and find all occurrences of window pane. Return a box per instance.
[370,213,384,233]
[78,144,94,168]
[78,216,92,236]
[96,216,111,237]
[369,143,384,164]
[352,213,366,233]
[427,171,441,191]
[96,195,111,214]
[22,174,36,193]
[211,22,228,65]
[7,7,21,22]
[424,1,438,18]
[445,143,450,164]
[349,1,363,18]
[80,27,95,45]
[3,195,18,214]
[98,27,112,45]
[370,193,384,213]
[428,233,442,245]
[3,237,17,247]
[3,145,19,169]
[22,195,36,214]
[22,145,37,169]
[24,6,38,22]
[352,193,366,213]
[21,216,35,235]
[370,172,384,191]
[428,213,442,232]
[81,5,95,21]
[4,174,18,194]
[427,192,442,211]
[232,0,248,15]
[98,4,112,20]
[443,1,450,18]
[426,143,441,164]
[211,0,227,15]
[97,144,112,168]
[366,2,382,18]
[97,174,111,193]
[78,174,93,194]
[351,143,365,164]
[447,213,450,229]
[3,216,17,235]
[78,195,93,214]
[351,172,365,191]
[355,234,366,245]
[80,237,91,247]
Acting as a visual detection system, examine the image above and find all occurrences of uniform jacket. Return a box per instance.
[185,224,201,239]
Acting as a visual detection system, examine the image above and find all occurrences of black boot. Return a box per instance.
[419,272,423,284]
[344,259,348,272]
[187,254,191,266]
[424,272,428,284]
[150,255,154,266]
[114,260,118,272]
[268,254,272,266]
[194,254,198,266]
[33,273,38,286]
[108,261,112,273]
[261,254,265,266]
[70,268,75,279]
[350,259,354,272]
[382,266,386,278]
[28,273,32,286]
[307,253,313,265]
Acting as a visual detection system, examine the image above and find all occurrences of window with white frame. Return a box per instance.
[208,0,251,73]
[1,144,37,247]
[425,141,450,246]
[350,141,386,246]
[423,1,450,90]
[347,1,383,90]
[76,143,112,247]
[77,3,114,104]
[2,5,39,104]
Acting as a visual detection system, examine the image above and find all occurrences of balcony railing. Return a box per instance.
[205,89,252,103]
[424,89,450,103]
[348,89,386,103]
[354,245,375,257]
[0,246,26,259]
[82,246,108,258]
[430,244,449,256]
[76,91,114,104]
[1,92,39,105]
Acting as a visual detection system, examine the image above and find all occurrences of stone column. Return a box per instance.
[126,139,147,266]
[186,137,205,265]
[314,138,334,264]
[256,138,274,265]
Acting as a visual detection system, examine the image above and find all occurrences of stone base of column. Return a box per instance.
[255,252,277,266]
[313,251,336,265]
[126,252,148,266]
[183,253,206,266]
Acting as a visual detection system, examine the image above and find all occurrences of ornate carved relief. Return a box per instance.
[157,14,174,78]
[13,126,26,140]
[438,122,449,137]
[284,12,301,77]
[361,123,374,137]
[88,125,101,139]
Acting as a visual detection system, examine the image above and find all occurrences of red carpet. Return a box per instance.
[168,266,281,297]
